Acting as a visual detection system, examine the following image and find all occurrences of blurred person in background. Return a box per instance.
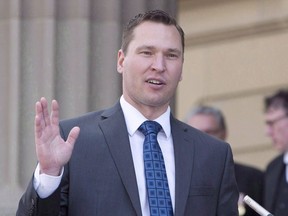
[263,89,288,216]
[185,105,264,216]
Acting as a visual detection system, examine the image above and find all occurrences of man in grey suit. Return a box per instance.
[16,10,238,216]
[263,89,288,216]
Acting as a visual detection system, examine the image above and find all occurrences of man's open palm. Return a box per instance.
[35,97,80,176]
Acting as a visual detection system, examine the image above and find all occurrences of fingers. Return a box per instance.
[40,97,51,126]
[36,97,60,126]
[35,97,50,131]
[35,100,45,139]
[34,97,79,145]
[51,100,59,126]
[35,113,42,139]
[34,97,60,139]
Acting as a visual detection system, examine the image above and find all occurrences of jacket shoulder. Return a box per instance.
[266,154,284,170]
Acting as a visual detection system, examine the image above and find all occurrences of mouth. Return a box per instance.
[146,79,164,85]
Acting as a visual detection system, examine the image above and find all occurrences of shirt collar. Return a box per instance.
[120,96,171,138]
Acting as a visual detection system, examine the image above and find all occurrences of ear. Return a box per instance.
[117,50,125,74]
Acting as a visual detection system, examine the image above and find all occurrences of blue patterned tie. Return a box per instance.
[138,121,173,216]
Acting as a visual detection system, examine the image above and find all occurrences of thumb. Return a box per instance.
[66,126,80,146]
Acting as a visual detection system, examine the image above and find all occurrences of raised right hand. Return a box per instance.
[34,97,80,176]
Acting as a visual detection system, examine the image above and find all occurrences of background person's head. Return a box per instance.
[186,105,227,140]
[264,89,288,152]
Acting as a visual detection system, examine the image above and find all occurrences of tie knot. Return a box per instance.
[138,120,162,136]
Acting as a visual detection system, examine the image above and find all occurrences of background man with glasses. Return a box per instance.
[264,89,288,216]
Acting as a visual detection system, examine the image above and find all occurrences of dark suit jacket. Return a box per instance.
[16,102,239,216]
[264,154,285,213]
[234,163,264,216]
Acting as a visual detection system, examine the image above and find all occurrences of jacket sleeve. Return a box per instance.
[16,176,64,216]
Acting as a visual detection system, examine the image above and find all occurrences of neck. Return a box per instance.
[123,95,169,120]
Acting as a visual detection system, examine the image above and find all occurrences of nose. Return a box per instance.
[151,54,166,72]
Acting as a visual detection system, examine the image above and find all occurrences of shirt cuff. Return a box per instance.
[33,163,64,198]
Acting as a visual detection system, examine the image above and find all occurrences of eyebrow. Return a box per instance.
[135,45,154,51]
[167,48,182,56]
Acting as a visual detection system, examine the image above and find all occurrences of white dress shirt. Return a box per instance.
[33,96,175,216]
[120,96,175,215]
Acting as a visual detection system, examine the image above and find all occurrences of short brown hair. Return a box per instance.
[121,10,185,54]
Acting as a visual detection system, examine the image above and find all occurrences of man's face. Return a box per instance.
[265,107,288,152]
[117,21,183,117]
[187,114,226,140]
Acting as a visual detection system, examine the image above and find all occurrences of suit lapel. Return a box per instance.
[99,103,142,216]
[97,105,195,216]
[171,117,194,216]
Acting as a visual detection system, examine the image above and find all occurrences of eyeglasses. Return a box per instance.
[265,114,288,127]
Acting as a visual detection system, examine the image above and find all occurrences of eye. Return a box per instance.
[167,53,177,58]
[166,53,179,59]
[140,50,153,56]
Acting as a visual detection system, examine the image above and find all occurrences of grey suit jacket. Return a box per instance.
[16,102,239,216]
